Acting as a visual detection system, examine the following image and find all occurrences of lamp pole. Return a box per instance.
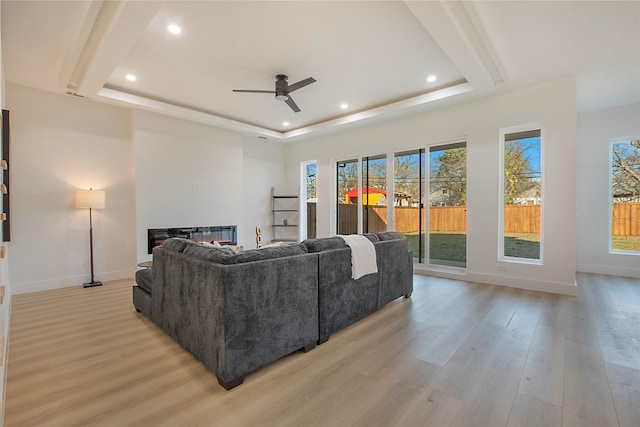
[76,188,105,288]
[84,205,102,287]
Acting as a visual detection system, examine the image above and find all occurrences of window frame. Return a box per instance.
[609,137,640,255]
[393,148,426,263]
[427,140,468,270]
[498,124,544,265]
[300,159,317,241]
[335,157,360,235]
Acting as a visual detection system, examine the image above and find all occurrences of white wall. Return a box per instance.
[285,76,578,295]
[4,87,287,277]
[577,103,640,277]
[134,110,245,262]
[243,136,285,246]
[6,84,136,294]
[0,7,10,423]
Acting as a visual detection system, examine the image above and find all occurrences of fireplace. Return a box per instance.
[147,225,237,254]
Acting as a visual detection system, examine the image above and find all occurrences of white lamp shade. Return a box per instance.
[76,189,105,209]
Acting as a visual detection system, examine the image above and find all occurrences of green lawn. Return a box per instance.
[405,231,466,264]
[404,232,640,261]
[404,232,425,260]
[504,233,540,259]
[612,236,640,252]
[404,231,541,263]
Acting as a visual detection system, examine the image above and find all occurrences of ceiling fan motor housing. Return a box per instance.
[275,74,289,101]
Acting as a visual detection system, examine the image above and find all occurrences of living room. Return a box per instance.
[0,1,639,426]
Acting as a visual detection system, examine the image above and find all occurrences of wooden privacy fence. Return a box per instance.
[612,202,640,236]
[333,204,468,233]
[503,205,540,233]
[308,202,640,236]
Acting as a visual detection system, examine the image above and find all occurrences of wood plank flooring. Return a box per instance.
[4,273,640,427]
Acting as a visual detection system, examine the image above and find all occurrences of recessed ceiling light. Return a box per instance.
[427,75,437,83]
[125,74,137,82]
[282,121,290,127]
[340,103,349,110]
[168,24,182,35]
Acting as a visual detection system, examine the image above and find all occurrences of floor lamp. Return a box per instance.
[76,188,105,288]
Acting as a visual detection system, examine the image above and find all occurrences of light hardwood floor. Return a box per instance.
[4,273,640,427]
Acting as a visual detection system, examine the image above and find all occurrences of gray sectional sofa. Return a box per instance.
[133,231,413,390]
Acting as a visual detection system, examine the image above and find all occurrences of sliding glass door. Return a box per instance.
[394,149,426,263]
[337,159,358,234]
[361,155,388,233]
[429,143,467,268]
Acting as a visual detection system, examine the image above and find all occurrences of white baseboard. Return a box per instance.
[11,269,135,295]
[413,265,577,296]
[0,287,11,426]
[576,263,640,279]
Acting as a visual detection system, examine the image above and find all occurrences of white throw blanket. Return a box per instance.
[337,235,378,280]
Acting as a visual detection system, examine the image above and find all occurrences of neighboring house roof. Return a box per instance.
[612,182,640,200]
[344,186,387,197]
[429,187,453,206]
[512,185,542,205]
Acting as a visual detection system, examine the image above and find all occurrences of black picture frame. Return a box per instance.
[2,109,10,242]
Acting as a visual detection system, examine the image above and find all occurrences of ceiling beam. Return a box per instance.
[282,82,474,140]
[97,88,285,140]
[404,0,507,92]
[57,1,104,91]
[98,82,474,142]
[65,0,161,97]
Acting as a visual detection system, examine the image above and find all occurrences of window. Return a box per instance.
[394,149,426,263]
[610,139,640,253]
[337,159,359,234]
[429,143,467,268]
[500,128,542,261]
[301,160,317,240]
[336,155,389,235]
[361,155,388,233]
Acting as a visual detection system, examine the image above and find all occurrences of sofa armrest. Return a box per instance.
[317,248,380,341]
[375,238,413,305]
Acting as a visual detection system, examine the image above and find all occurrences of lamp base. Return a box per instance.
[83,280,103,288]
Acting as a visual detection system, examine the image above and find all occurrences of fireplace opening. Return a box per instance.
[147,225,237,254]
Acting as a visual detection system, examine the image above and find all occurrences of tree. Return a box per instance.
[504,139,539,204]
[430,147,466,206]
[612,140,640,201]
[394,154,422,206]
[337,160,358,203]
[306,163,316,199]
[363,158,387,191]
[338,157,391,204]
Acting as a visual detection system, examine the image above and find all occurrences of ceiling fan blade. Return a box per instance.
[232,89,276,94]
[285,77,316,93]
[285,95,301,113]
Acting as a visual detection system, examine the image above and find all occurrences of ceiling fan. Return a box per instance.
[233,74,316,113]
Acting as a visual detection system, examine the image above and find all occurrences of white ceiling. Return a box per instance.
[2,1,639,141]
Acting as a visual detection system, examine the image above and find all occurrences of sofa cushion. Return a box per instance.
[135,268,154,293]
[303,237,348,253]
[227,243,307,264]
[183,244,235,264]
[161,237,190,252]
[376,231,406,241]
[362,233,380,243]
